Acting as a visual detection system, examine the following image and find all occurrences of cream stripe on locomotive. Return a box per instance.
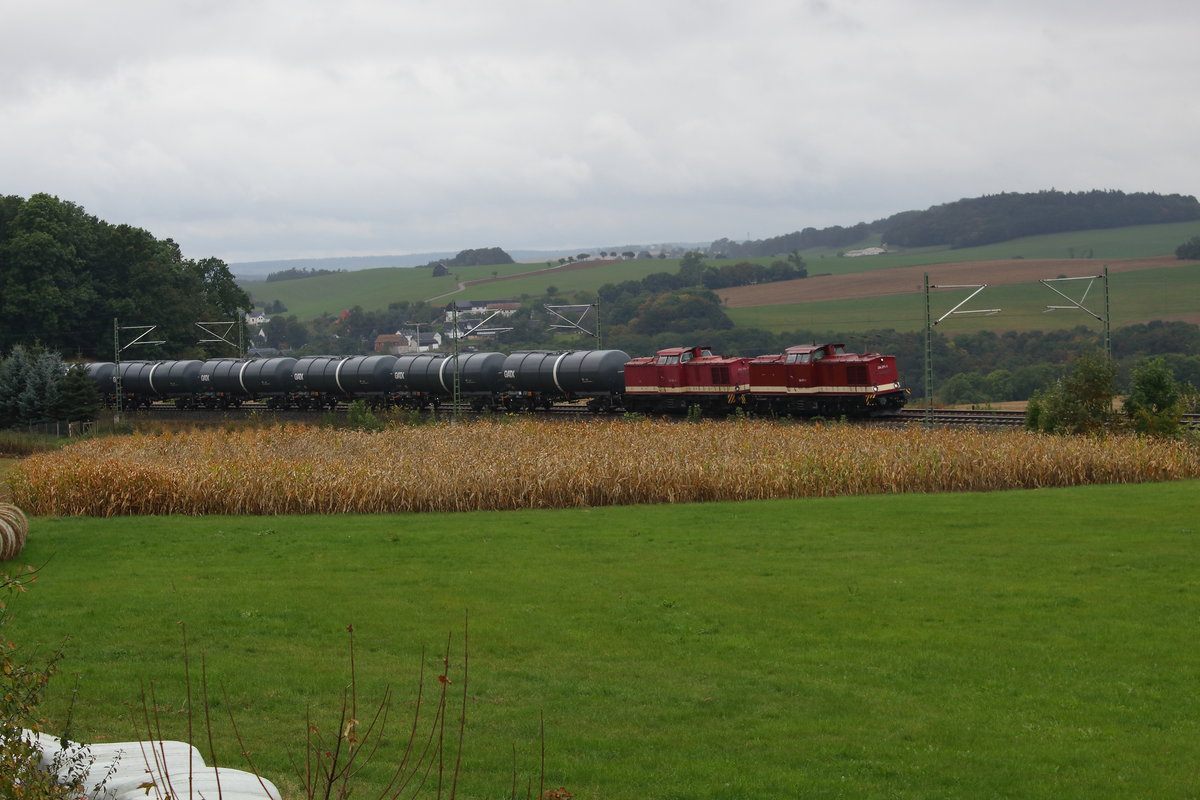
[746,381,904,394]
[625,384,748,394]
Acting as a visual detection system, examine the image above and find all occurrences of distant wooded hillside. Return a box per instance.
[266,267,346,282]
[711,190,1200,257]
[423,247,515,269]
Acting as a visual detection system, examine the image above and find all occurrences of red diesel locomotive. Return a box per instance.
[623,346,749,413]
[621,343,907,416]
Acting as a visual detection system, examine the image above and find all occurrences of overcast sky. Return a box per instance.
[4,0,1198,264]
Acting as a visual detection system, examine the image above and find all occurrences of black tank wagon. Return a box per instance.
[500,349,630,411]
[391,352,507,410]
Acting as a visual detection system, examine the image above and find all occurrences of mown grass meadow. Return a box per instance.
[5,481,1200,799]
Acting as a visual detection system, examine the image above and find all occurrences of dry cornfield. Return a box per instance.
[7,420,1200,517]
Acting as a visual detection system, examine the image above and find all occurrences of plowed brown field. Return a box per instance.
[717,256,1190,308]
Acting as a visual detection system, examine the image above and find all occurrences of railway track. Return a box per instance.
[895,408,1028,427]
[120,404,1200,429]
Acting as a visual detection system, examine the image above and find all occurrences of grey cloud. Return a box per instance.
[2,0,1197,262]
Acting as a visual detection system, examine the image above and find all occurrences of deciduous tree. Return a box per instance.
[1026,352,1116,433]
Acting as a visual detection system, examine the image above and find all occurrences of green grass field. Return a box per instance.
[728,262,1200,335]
[7,481,1200,799]
[246,258,699,319]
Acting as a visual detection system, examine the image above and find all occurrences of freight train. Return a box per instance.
[84,343,907,416]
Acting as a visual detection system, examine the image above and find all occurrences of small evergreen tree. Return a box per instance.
[57,364,102,423]
[0,347,33,428]
[18,352,64,424]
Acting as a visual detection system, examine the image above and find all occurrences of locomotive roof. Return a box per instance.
[653,345,720,357]
[783,343,845,354]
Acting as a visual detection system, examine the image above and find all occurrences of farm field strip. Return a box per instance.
[717,256,1190,308]
[727,261,1200,334]
[8,421,1200,516]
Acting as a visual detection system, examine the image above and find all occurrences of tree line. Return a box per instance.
[710,223,872,259]
[0,193,251,361]
[0,346,101,427]
[708,190,1200,257]
[882,190,1200,249]
[593,251,805,336]
[1026,352,1197,438]
[265,267,345,282]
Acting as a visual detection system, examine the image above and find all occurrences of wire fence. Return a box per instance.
[17,420,95,438]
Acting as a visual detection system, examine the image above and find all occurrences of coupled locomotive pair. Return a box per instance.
[85,343,907,416]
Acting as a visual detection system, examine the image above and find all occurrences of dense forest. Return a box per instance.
[711,190,1200,257]
[710,223,872,259]
[0,193,250,360]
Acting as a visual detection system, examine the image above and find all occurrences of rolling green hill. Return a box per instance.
[245,221,1200,331]
[246,257,697,319]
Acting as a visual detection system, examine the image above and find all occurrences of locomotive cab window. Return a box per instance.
[657,356,680,366]
[699,348,713,358]
[680,352,692,364]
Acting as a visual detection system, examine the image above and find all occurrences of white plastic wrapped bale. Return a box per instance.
[25,729,280,800]
[0,503,29,560]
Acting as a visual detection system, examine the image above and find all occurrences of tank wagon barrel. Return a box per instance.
[118,362,164,398]
[159,360,204,394]
[311,355,401,409]
[290,356,348,409]
[196,359,261,408]
[392,353,452,398]
[501,350,630,411]
[241,357,299,393]
[452,352,507,397]
[85,362,118,397]
[337,355,399,394]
